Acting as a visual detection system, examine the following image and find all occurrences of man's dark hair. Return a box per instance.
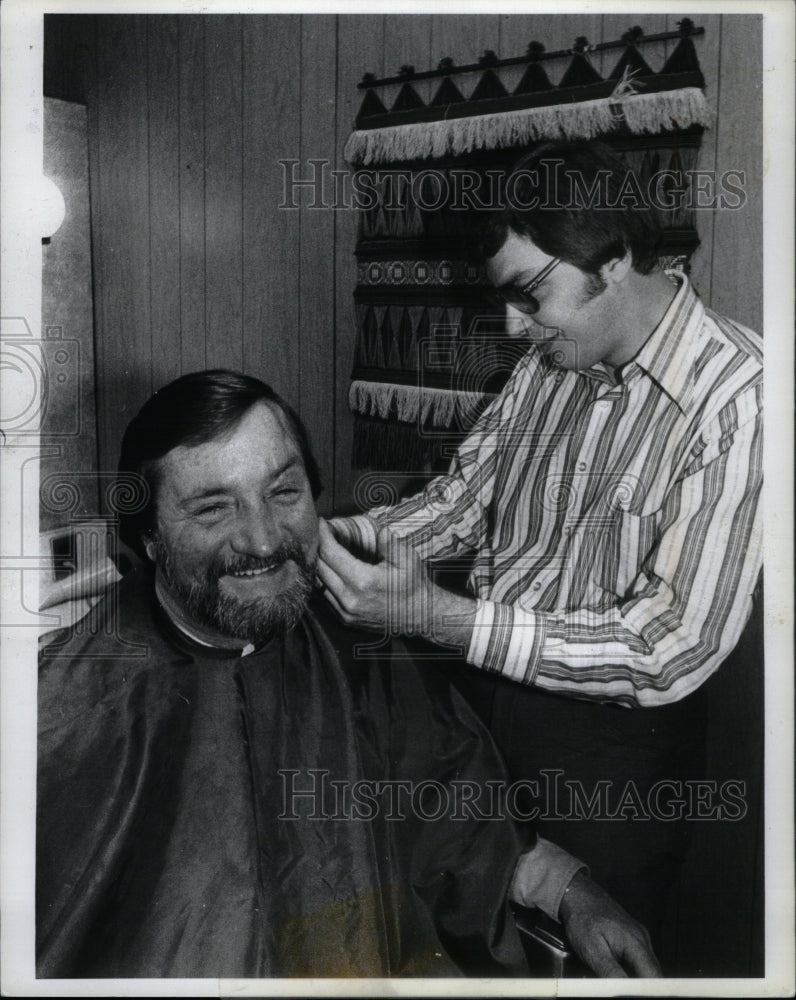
[472,140,662,275]
[117,369,322,557]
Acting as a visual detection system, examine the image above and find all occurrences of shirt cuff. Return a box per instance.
[509,837,590,921]
[466,598,546,684]
[331,514,379,555]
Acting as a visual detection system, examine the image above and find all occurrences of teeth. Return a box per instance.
[231,566,277,577]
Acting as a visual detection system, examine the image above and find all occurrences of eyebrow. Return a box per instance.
[495,262,537,290]
[180,457,302,506]
[495,277,523,292]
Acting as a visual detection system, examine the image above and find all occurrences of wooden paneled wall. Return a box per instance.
[44,12,762,517]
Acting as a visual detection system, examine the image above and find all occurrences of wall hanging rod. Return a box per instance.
[357,21,704,88]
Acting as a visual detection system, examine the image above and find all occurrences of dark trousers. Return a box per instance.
[438,662,708,952]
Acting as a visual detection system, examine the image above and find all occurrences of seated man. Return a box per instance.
[37,370,659,979]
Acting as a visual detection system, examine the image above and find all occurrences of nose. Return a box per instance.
[229,503,284,557]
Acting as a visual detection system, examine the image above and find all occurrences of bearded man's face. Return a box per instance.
[146,402,319,644]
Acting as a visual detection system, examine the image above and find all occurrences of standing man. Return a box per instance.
[318,140,763,947]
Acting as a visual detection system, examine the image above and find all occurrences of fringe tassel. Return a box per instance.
[621,87,714,133]
[349,379,490,428]
[344,88,712,165]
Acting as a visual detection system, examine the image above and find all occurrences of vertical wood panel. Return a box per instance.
[42,99,100,523]
[430,14,499,100]
[204,15,243,370]
[497,14,552,92]
[82,14,102,476]
[333,14,384,512]
[242,15,301,402]
[709,15,763,331]
[298,15,338,514]
[178,16,206,375]
[383,15,433,103]
[675,13,721,309]
[93,15,151,475]
[147,16,181,388]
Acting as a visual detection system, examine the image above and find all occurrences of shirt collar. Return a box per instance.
[620,270,704,413]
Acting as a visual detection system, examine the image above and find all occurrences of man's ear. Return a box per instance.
[142,533,157,563]
[600,252,632,285]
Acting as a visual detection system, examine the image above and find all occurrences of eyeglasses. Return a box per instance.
[492,257,561,315]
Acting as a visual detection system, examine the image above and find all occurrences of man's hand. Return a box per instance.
[316,519,475,646]
[317,519,428,632]
[557,870,662,978]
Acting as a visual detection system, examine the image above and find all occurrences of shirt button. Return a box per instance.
[578,461,587,471]
[532,581,542,591]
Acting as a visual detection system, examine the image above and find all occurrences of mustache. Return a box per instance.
[211,542,313,579]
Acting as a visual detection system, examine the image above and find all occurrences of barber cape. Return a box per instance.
[37,569,530,978]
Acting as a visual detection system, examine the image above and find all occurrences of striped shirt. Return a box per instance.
[347,273,763,707]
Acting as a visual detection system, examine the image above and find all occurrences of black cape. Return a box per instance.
[37,570,531,978]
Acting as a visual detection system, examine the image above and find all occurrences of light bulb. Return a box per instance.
[40,175,66,239]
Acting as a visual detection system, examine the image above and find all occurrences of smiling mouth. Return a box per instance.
[228,564,284,579]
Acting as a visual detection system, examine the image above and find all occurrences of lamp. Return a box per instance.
[40,175,66,239]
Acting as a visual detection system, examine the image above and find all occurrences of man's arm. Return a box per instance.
[330,351,547,563]
[509,841,661,977]
[319,395,762,706]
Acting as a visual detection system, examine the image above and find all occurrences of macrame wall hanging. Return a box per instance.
[345,19,712,472]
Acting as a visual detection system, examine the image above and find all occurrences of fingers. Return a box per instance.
[375,526,409,568]
[619,933,662,978]
[318,518,361,572]
[565,917,627,978]
[318,519,377,588]
[325,515,356,547]
[316,559,365,627]
[315,554,345,600]
[375,528,428,588]
[316,520,364,616]
[316,552,363,614]
[559,872,661,978]
[586,937,628,978]
[322,518,407,574]
[326,514,380,557]
[574,924,661,978]
[317,519,389,629]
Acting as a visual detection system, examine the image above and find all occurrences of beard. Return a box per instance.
[155,536,316,645]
